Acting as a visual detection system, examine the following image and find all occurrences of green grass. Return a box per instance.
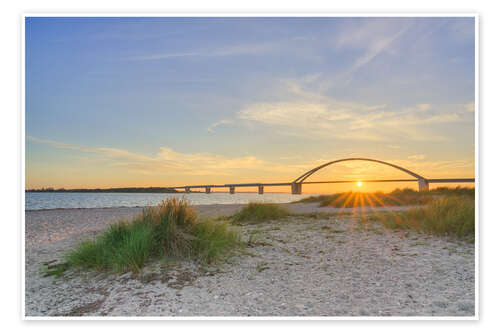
[189,218,241,264]
[294,186,474,208]
[64,198,241,273]
[231,202,291,224]
[373,195,475,239]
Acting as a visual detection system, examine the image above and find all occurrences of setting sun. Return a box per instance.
[357,181,363,187]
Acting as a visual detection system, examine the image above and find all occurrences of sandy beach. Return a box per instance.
[24,203,475,317]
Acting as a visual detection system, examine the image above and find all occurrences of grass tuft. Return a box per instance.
[65,198,241,273]
[189,219,241,265]
[374,195,475,239]
[231,202,291,224]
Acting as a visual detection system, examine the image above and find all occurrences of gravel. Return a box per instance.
[24,204,475,317]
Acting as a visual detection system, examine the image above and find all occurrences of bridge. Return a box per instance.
[166,157,475,195]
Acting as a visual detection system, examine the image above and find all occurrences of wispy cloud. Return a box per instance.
[408,154,426,160]
[129,42,275,61]
[350,26,410,73]
[130,52,199,60]
[392,158,475,178]
[207,119,233,133]
[26,136,158,163]
[464,102,475,113]
[26,136,307,180]
[237,78,472,143]
[335,19,414,75]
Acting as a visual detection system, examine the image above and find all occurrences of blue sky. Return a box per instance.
[25,17,475,191]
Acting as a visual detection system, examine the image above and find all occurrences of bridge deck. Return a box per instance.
[168,178,475,190]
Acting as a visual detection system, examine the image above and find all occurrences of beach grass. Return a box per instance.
[369,195,475,239]
[65,198,241,273]
[295,186,474,207]
[231,202,291,224]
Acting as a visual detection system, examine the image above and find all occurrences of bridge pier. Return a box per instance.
[258,185,264,195]
[291,182,302,195]
[418,178,429,192]
[205,187,211,194]
[229,186,235,194]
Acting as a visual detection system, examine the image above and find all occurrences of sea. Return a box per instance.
[25,192,315,211]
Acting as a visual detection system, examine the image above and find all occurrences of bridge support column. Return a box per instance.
[205,187,211,194]
[258,185,264,195]
[229,186,235,194]
[291,182,302,195]
[418,178,429,192]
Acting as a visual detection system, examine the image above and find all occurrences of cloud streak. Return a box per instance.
[26,136,310,180]
[335,19,414,76]
[207,119,233,133]
[129,42,276,61]
[235,76,474,143]
[238,101,472,143]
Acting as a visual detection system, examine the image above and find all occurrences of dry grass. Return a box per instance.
[371,195,475,239]
[231,202,291,224]
[295,187,474,208]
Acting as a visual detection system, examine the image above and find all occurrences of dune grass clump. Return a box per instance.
[231,202,291,224]
[430,186,475,197]
[296,194,343,206]
[375,195,475,239]
[67,221,154,272]
[66,198,241,273]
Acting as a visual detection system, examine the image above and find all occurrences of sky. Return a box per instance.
[25,17,475,193]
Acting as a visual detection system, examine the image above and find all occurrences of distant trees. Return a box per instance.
[25,187,179,193]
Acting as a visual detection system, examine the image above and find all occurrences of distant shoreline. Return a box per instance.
[25,187,180,193]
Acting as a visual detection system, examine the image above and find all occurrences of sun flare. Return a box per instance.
[357,181,363,187]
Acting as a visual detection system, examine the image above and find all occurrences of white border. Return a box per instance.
[474,14,479,320]
[21,12,26,320]
[23,12,477,17]
[21,13,479,321]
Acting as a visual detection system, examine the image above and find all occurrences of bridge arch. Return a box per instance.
[291,157,429,193]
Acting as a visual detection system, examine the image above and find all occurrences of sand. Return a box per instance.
[24,203,475,317]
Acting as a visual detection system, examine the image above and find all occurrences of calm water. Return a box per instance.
[25,192,315,210]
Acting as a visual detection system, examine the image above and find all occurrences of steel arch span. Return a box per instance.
[291,157,429,193]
